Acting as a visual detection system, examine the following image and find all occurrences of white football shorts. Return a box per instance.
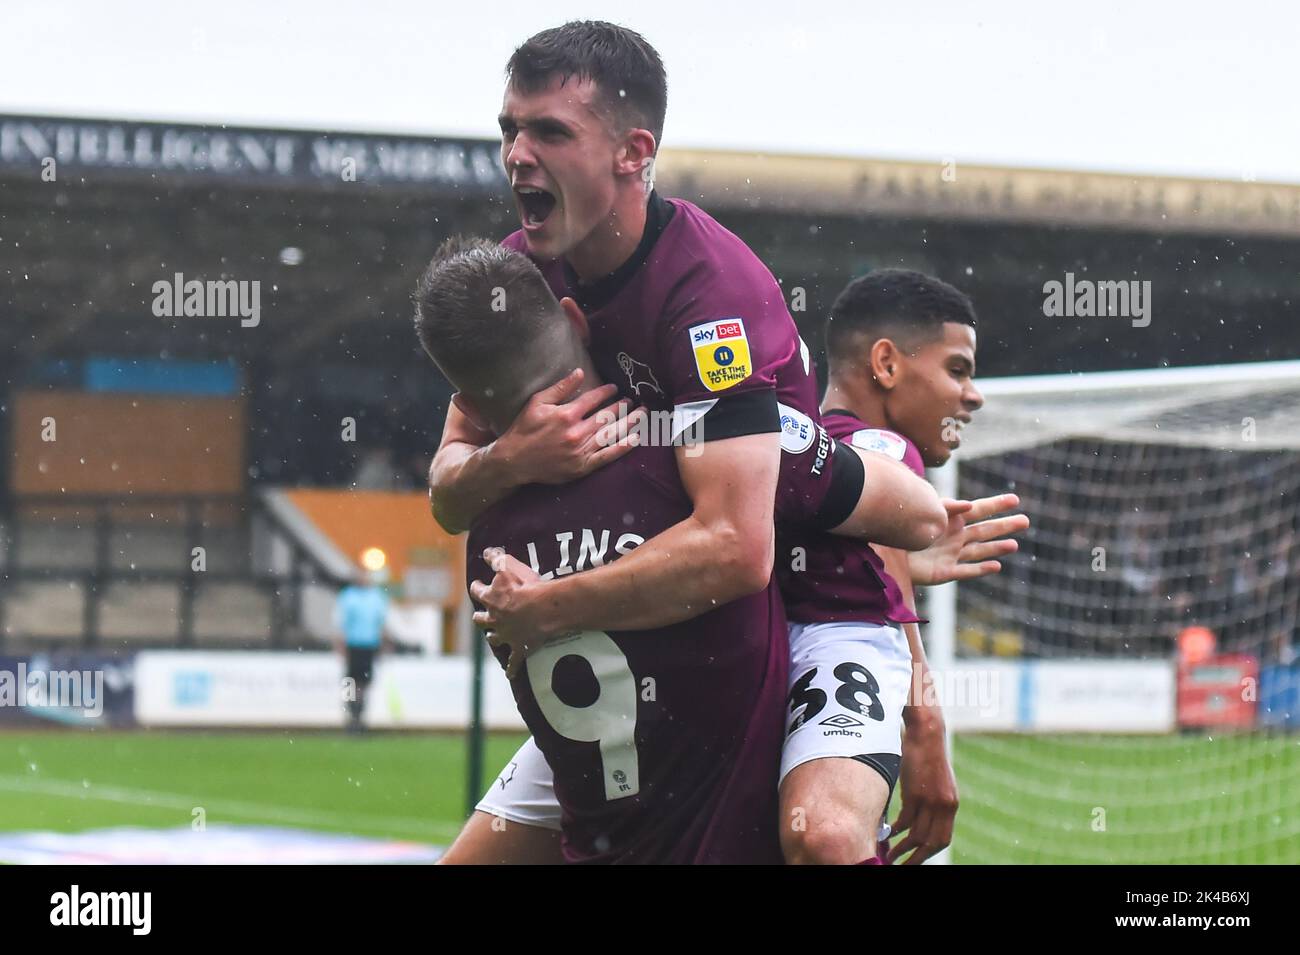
[475,621,912,828]
[779,620,912,791]
[475,734,563,831]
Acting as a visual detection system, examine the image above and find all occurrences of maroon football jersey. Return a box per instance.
[467,442,787,864]
[502,192,847,528]
[777,409,927,626]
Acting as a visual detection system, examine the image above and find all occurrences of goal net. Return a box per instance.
[929,360,1300,864]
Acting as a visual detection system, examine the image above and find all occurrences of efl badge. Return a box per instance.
[777,403,815,454]
[689,318,752,392]
[850,428,908,461]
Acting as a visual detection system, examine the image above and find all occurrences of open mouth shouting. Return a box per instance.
[514,184,558,232]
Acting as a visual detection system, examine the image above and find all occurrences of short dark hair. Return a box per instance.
[506,21,668,150]
[825,268,977,369]
[412,236,567,398]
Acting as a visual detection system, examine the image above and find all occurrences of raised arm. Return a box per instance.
[828,446,949,552]
[428,398,513,534]
[428,369,637,533]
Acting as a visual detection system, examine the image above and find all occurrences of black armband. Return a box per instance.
[673,389,780,444]
[810,438,865,530]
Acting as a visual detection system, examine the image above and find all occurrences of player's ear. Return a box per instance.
[559,296,591,345]
[615,129,657,180]
[451,393,492,433]
[870,338,901,390]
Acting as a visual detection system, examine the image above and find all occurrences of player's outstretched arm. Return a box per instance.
[428,369,638,533]
[828,446,949,552]
[472,433,780,677]
[907,493,1030,587]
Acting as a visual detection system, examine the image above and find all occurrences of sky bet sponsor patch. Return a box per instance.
[689,318,752,392]
[849,428,908,461]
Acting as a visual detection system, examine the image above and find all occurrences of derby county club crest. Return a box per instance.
[618,352,663,397]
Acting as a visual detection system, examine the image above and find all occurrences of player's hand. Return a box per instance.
[471,547,559,680]
[907,493,1030,587]
[888,718,959,864]
[493,369,645,486]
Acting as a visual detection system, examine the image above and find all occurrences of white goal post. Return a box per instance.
[922,359,1300,864]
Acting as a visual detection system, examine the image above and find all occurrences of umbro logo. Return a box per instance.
[819,714,865,729]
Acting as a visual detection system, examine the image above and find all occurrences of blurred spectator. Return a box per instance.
[333,566,391,733]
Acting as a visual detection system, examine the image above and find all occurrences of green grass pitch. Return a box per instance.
[0,729,530,846]
[1,729,1296,863]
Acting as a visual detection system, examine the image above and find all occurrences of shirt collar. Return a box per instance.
[564,190,675,313]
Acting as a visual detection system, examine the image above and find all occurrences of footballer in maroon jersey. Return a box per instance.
[427,22,964,865]
[465,446,788,864]
[459,268,1025,867]
[501,191,847,529]
[417,238,787,864]
[776,268,1008,866]
[778,409,928,629]
[429,23,924,673]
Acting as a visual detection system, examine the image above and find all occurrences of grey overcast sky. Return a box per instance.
[4,0,1298,182]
